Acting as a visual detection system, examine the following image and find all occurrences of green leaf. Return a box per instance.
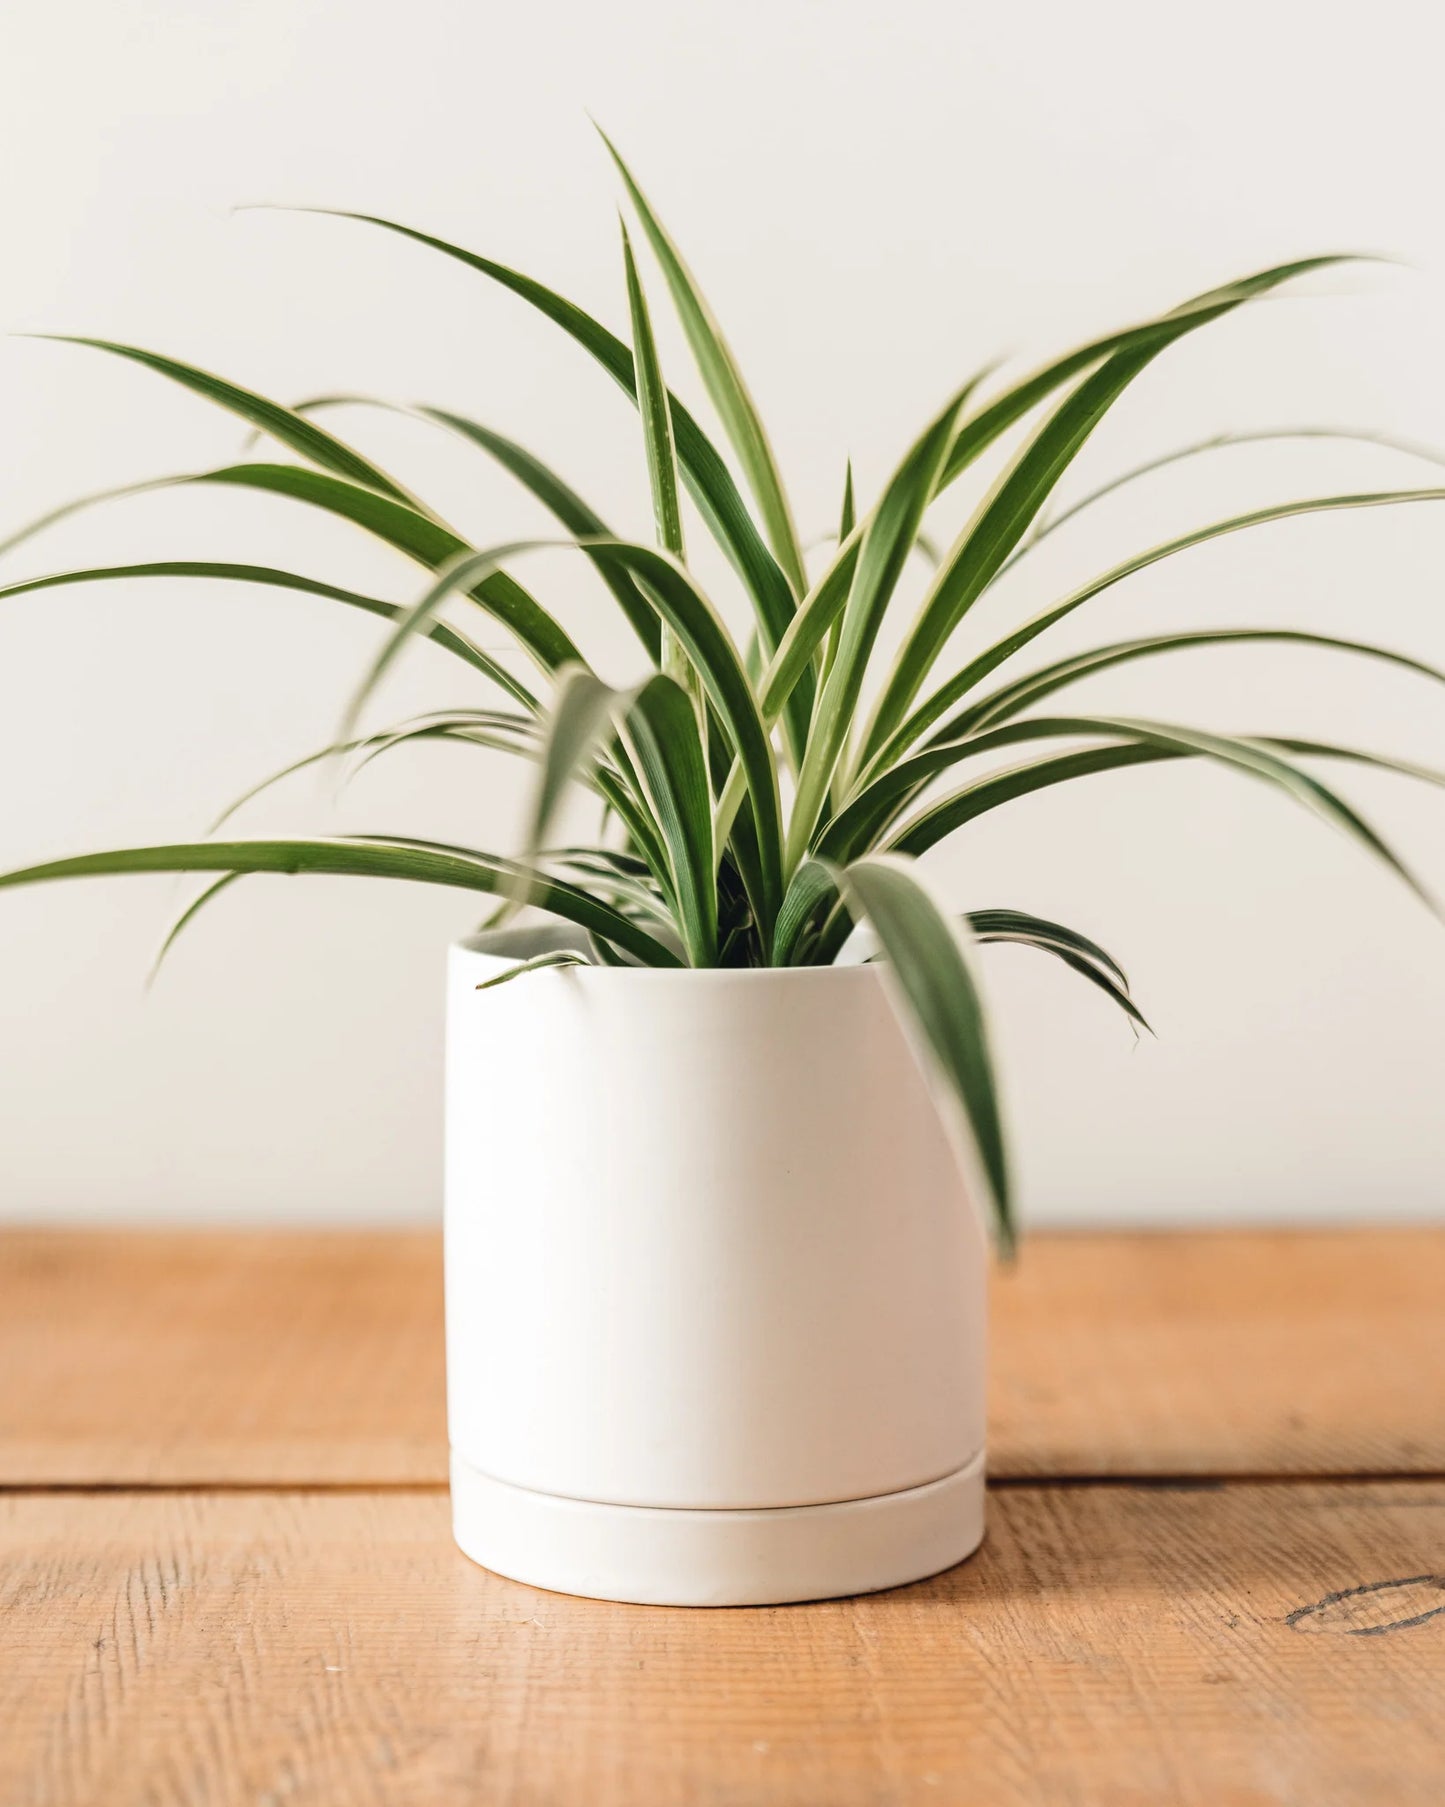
[210,711,537,834]
[419,407,661,660]
[290,208,814,751]
[587,928,644,967]
[545,845,655,880]
[753,363,996,739]
[866,354,1201,760]
[621,222,687,562]
[337,540,562,735]
[932,256,1364,496]
[871,486,1445,773]
[0,476,173,561]
[0,836,682,967]
[770,856,840,966]
[273,394,664,662]
[546,850,674,928]
[843,711,1402,870]
[857,908,1146,1033]
[620,221,698,711]
[344,699,671,897]
[786,383,972,868]
[863,259,1370,760]
[345,709,537,774]
[836,854,1012,1249]
[598,126,808,599]
[819,462,856,688]
[347,832,689,960]
[514,668,622,912]
[838,460,857,542]
[346,706,673,893]
[965,907,1130,986]
[890,733,1445,860]
[760,529,859,719]
[528,669,621,853]
[958,627,1445,736]
[0,559,537,707]
[475,950,590,990]
[148,872,244,984]
[1024,945,1149,1033]
[29,336,413,502]
[892,743,1164,856]
[1268,736,1445,787]
[567,542,784,938]
[618,674,718,965]
[861,713,1438,913]
[196,463,584,677]
[363,538,784,938]
[962,910,1148,1034]
[821,726,1445,966]
[1018,426,1445,559]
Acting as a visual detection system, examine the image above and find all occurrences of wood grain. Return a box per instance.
[6,1228,1444,1803]
[989,1226,1445,1479]
[4,1482,1445,1807]
[5,1227,1444,1485]
[0,1230,445,1484]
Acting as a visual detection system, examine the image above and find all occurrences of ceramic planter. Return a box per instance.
[444,930,987,1606]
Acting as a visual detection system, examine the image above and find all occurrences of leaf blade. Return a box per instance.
[865,712,1438,913]
[196,465,583,677]
[872,486,1445,774]
[475,950,590,990]
[619,674,718,965]
[360,538,784,936]
[621,223,686,563]
[933,256,1365,495]
[837,854,1012,1249]
[1019,425,1445,560]
[786,384,970,867]
[0,836,682,967]
[599,126,807,598]
[419,406,661,660]
[30,336,412,501]
[959,627,1445,736]
[517,667,623,894]
[864,258,1373,757]
[148,873,245,984]
[0,559,537,707]
[963,910,1148,1034]
[291,208,814,745]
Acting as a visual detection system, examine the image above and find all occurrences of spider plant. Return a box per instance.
[4,132,1445,1252]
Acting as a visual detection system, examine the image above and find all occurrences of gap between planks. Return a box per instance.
[7,1470,1445,1496]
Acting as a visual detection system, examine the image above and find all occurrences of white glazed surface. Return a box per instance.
[444,939,988,1515]
[450,1447,986,1607]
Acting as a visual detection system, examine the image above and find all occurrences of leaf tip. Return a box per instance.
[590,118,627,170]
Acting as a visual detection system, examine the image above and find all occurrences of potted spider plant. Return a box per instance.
[4,132,1444,1606]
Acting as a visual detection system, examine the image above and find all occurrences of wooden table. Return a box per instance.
[4,1228,1445,1804]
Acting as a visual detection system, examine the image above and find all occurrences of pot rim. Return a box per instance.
[452,931,883,984]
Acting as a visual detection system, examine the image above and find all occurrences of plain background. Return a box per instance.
[2,0,1444,1227]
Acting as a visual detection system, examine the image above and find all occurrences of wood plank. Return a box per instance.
[4,1482,1445,1806]
[5,1227,1444,1485]
[0,1230,445,1484]
[990,1226,1445,1478]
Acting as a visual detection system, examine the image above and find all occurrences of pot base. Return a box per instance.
[449,1450,986,1606]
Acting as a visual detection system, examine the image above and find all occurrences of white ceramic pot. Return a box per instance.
[444,929,988,1606]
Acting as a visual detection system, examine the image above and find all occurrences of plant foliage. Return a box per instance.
[5,135,1445,1248]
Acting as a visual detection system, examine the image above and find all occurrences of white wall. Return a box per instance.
[3,0,1444,1227]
